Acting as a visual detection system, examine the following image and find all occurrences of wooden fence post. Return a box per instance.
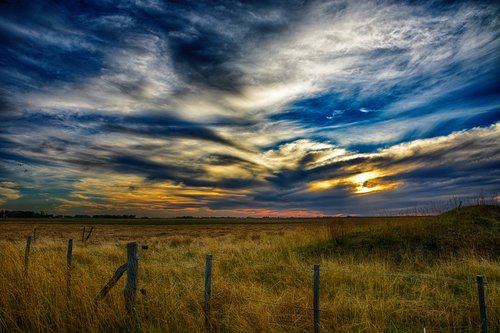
[477,275,488,333]
[124,242,138,315]
[67,239,73,297]
[82,227,86,243]
[33,228,36,243]
[24,236,32,273]
[85,227,94,243]
[313,264,320,333]
[95,263,127,304]
[204,254,213,332]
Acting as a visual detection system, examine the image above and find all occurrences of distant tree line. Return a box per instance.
[1,210,53,218]
[0,210,136,219]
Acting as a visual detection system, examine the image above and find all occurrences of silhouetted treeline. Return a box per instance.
[1,210,53,218]
[61,214,136,219]
[0,210,136,219]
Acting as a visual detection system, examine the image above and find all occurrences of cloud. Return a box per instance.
[102,114,245,149]
[213,208,328,218]
[0,181,21,204]
[0,0,498,215]
[309,170,400,194]
[55,174,250,215]
[303,124,500,198]
[261,139,351,170]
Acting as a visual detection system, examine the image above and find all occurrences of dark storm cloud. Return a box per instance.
[265,156,366,188]
[1,111,241,148]
[108,153,261,189]
[103,114,242,149]
[160,0,311,92]
[166,27,244,92]
[109,155,191,180]
[0,111,261,190]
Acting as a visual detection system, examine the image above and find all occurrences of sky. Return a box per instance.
[0,0,499,217]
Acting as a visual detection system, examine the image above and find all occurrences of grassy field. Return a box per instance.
[0,205,499,332]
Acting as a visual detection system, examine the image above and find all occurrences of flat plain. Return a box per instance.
[0,206,499,332]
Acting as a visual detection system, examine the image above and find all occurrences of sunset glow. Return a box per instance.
[308,170,400,194]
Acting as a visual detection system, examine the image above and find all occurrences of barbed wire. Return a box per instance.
[331,291,478,309]
[15,239,500,316]
[19,240,500,285]
[252,261,497,286]
[318,266,500,285]
[80,253,500,287]
[206,255,500,286]
[18,248,500,288]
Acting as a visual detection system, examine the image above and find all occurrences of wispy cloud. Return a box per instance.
[0,0,498,215]
[0,181,21,204]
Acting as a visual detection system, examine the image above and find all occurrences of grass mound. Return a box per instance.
[441,204,500,225]
[303,205,500,263]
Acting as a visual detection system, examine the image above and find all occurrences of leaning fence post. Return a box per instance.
[124,242,138,315]
[313,264,320,333]
[24,236,32,273]
[204,254,213,332]
[85,227,94,242]
[477,275,488,333]
[33,228,36,243]
[67,239,73,297]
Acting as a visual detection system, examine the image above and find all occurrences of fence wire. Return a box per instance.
[20,246,500,288]
[14,239,499,332]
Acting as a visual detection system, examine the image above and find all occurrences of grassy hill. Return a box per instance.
[303,205,500,263]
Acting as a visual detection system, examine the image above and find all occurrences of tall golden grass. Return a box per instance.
[0,216,499,332]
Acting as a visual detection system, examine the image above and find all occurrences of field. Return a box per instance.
[0,206,499,332]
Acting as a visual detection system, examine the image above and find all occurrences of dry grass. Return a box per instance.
[0,213,499,332]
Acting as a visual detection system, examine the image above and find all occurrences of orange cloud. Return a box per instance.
[308,170,400,194]
[224,208,328,218]
[56,175,250,213]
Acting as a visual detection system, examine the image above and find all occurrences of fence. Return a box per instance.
[21,236,498,332]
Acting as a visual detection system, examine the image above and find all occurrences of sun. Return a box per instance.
[308,170,399,194]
